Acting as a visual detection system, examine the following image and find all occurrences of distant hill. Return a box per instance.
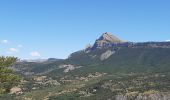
[13,32,170,76]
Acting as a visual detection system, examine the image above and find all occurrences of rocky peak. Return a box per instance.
[98,32,122,43]
[92,32,123,49]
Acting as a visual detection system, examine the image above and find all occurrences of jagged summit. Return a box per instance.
[97,32,123,43]
[91,32,123,49]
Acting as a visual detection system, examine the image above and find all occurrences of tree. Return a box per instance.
[0,56,20,94]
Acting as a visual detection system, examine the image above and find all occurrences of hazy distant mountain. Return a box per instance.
[20,59,48,63]
[47,58,63,62]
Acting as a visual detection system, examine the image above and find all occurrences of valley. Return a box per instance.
[1,33,170,100]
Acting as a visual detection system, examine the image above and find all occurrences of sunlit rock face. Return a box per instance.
[92,32,123,49]
[100,50,115,61]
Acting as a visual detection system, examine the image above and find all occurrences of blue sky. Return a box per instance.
[0,0,170,59]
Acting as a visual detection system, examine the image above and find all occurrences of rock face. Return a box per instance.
[83,32,170,62]
[92,32,123,49]
[89,32,170,51]
[10,86,22,95]
[98,32,122,43]
[100,50,115,61]
[59,64,83,73]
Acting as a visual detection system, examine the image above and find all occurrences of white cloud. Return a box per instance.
[165,40,170,42]
[30,51,41,57]
[17,44,23,48]
[9,48,19,52]
[1,40,9,44]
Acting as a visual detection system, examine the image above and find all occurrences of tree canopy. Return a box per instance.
[0,56,20,94]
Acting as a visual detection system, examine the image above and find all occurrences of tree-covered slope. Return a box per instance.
[6,33,170,100]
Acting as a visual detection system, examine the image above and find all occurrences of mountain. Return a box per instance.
[7,32,170,100]
[94,32,123,45]
[13,32,170,75]
[91,32,123,49]
[20,59,48,63]
[47,58,62,62]
[98,32,123,43]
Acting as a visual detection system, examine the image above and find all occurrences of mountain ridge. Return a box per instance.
[91,32,124,49]
[9,32,170,100]
[97,32,123,43]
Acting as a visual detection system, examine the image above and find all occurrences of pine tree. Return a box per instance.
[0,56,20,94]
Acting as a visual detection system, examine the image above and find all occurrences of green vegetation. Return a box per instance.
[8,72,169,100]
[2,43,170,99]
[0,56,20,95]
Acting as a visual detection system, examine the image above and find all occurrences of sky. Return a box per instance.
[0,0,170,59]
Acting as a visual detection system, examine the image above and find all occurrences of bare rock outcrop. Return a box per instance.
[59,64,83,73]
[92,32,123,49]
[100,50,115,61]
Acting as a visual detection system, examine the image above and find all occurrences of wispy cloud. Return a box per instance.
[1,40,9,44]
[17,44,23,48]
[165,40,170,42]
[30,51,41,57]
[9,48,19,52]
